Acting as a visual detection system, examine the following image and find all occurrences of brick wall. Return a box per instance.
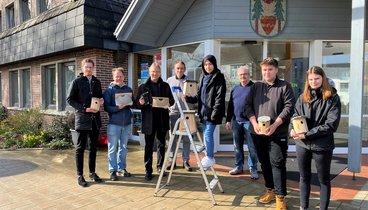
[0,48,129,134]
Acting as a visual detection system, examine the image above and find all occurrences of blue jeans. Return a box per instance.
[204,121,216,158]
[232,120,258,170]
[169,114,190,161]
[107,124,131,172]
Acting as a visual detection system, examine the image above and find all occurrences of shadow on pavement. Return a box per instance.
[0,159,38,177]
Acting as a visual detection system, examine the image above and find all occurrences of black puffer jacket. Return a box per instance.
[67,74,102,130]
[292,89,341,151]
[186,55,226,124]
[137,77,174,135]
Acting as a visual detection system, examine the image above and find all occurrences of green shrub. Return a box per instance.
[47,139,72,150]
[0,105,8,122]
[23,131,47,148]
[45,115,71,144]
[7,109,43,134]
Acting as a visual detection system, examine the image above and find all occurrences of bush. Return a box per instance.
[0,105,8,122]
[47,139,72,150]
[7,108,43,134]
[45,115,71,144]
[23,131,47,148]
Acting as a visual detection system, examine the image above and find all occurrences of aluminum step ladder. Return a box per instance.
[153,87,224,205]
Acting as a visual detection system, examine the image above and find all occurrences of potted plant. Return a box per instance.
[67,112,78,146]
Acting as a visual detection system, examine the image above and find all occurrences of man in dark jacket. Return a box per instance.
[67,58,103,187]
[137,62,174,181]
[245,57,295,209]
[186,55,226,169]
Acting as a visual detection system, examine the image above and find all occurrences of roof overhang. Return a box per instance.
[114,0,195,48]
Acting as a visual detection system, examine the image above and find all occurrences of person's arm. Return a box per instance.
[211,77,226,121]
[67,80,86,112]
[305,94,341,140]
[103,88,120,113]
[225,89,234,130]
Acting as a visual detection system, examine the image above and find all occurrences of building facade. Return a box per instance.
[114,0,368,157]
[0,0,132,132]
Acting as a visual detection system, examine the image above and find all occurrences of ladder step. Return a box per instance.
[209,178,219,190]
[195,145,206,153]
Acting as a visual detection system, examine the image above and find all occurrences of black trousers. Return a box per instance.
[296,145,333,210]
[252,134,288,195]
[144,128,167,174]
[75,121,99,176]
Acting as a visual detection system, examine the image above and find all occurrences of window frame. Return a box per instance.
[8,67,32,108]
[5,3,15,29]
[40,59,77,111]
[19,0,31,23]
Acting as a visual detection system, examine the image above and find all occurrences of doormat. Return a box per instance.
[286,155,347,186]
[215,155,347,186]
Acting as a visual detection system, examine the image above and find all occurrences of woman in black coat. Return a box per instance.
[290,66,341,210]
[186,55,226,169]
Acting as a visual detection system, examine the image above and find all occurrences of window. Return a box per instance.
[43,65,56,109]
[21,69,31,107]
[42,61,76,111]
[9,68,31,108]
[0,11,2,32]
[0,73,2,104]
[9,71,19,107]
[6,4,15,29]
[60,62,76,110]
[38,0,51,14]
[20,0,31,23]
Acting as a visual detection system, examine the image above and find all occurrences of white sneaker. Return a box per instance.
[250,168,259,180]
[201,156,215,169]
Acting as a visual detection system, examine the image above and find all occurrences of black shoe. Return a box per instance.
[183,161,192,171]
[78,176,87,187]
[158,167,167,177]
[110,171,118,181]
[121,169,131,177]
[89,172,103,183]
[145,173,153,181]
[166,161,177,170]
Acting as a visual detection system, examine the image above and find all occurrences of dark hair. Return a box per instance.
[260,57,278,68]
[81,58,95,67]
[302,66,332,103]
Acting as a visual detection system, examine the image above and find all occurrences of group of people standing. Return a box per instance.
[67,55,341,210]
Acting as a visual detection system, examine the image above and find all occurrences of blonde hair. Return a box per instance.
[149,62,161,73]
[112,67,124,75]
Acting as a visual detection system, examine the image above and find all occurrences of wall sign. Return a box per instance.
[250,0,286,37]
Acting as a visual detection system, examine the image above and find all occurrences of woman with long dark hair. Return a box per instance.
[290,66,341,210]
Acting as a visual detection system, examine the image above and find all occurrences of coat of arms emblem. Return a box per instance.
[250,0,286,37]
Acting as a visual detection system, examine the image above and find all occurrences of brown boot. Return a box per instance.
[276,195,287,210]
[258,188,275,204]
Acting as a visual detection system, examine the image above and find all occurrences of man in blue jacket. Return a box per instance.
[103,67,134,181]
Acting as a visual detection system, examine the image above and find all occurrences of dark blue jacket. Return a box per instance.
[103,83,133,127]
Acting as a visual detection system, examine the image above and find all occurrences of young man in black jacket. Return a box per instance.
[245,57,295,209]
[67,58,104,187]
[137,62,174,181]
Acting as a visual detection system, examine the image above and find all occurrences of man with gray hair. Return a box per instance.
[225,66,258,179]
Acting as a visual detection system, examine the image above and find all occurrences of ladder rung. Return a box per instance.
[196,145,206,153]
[209,178,219,190]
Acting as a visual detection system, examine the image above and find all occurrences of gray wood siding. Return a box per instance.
[165,0,213,46]
[129,0,184,46]
[165,0,353,46]
[212,0,351,40]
